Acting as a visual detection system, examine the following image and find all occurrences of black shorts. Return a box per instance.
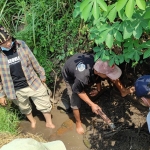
[66,82,82,109]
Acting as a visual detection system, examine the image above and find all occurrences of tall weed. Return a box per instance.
[0,0,92,84]
[0,106,20,134]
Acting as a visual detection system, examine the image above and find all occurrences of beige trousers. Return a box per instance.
[13,83,52,114]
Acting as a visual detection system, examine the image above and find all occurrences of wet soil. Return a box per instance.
[19,61,150,150]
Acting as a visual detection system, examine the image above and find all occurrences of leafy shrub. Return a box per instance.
[0,0,93,84]
[73,0,150,66]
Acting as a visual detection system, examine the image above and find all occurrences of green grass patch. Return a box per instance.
[0,105,20,134]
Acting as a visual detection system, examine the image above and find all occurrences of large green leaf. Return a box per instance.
[143,48,150,59]
[136,0,146,10]
[112,22,120,29]
[97,0,108,11]
[133,23,143,39]
[116,0,128,11]
[81,2,93,21]
[95,38,105,44]
[97,24,109,32]
[118,9,127,21]
[144,9,150,19]
[125,0,135,18]
[94,51,101,61]
[80,0,91,11]
[141,41,150,48]
[108,5,117,22]
[115,58,120,65]
[118,55,124,63]
[93,47,101,52]
[109,57,115,66]
[100,29,109,40]
[73,2,81,18]
[106,31,113,48]
[123,26,133,39]
[92,1,100,20]
[113,29,123,42]
[101,51,110,61]
[148,20,150,29]
[141,19,149,30]
[134,51,140,61]
[126,51,134,59]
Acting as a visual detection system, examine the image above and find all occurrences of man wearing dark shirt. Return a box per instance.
[62,53,134,134]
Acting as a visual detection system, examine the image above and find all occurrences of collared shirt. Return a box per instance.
[0,40,46,100]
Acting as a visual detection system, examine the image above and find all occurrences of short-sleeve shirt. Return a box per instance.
[3,43,28,90]
[62,53,101,93]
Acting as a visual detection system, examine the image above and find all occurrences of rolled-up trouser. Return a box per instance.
[13,83,52,114]
[66,82,82,109]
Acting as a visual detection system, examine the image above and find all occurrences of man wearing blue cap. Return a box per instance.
[135,75,150,133]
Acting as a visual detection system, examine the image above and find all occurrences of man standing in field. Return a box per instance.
[0,25,55,129]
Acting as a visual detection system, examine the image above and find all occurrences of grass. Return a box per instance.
[0,132,46,147]
[0,105,20,134]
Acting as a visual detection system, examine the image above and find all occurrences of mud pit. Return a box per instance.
[18,60,150,150]
[82,88,150,150]
[58,60,150,150]
[80,60,150,150]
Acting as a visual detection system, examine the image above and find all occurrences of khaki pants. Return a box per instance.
[13,83,52,114]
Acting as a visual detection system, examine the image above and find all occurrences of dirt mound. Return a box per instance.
[82,86,150,150]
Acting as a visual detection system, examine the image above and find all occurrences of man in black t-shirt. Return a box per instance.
[62,53,134,134]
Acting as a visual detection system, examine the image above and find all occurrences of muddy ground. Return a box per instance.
[19,60,150,150]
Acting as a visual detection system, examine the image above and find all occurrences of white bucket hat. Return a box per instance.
[0,138,66,150]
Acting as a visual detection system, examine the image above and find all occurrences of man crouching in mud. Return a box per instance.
[62,53,134,134]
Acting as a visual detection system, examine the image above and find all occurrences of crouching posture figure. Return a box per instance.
[62,53,133,134]
[0,25,55,129]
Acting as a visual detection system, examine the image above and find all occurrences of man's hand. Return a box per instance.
[0,97,7,106]
[90,103,102,115]
[41,78,46,83]
[89,89,99,97]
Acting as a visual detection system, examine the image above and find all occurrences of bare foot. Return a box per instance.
[121,86,135,97]
[31,119,36,128]
[76,122,84,134]
[46,123,55,129]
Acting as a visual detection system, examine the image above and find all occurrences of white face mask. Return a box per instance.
[1,41,14,51]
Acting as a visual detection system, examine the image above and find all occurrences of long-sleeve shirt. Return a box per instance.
[0,40,46,100]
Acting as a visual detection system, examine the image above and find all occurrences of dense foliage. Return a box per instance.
[0,0,93,84]
[74,0,150,66]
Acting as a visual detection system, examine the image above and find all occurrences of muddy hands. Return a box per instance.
[121,86,135,97]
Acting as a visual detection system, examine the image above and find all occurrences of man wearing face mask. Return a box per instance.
[0,25,55,129]
[135,75,150,133]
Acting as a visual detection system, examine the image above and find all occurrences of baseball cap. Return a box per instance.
[0,25,11,45]
[0,138,66,150]
[94,59,122,80]
[135,75,150,98]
